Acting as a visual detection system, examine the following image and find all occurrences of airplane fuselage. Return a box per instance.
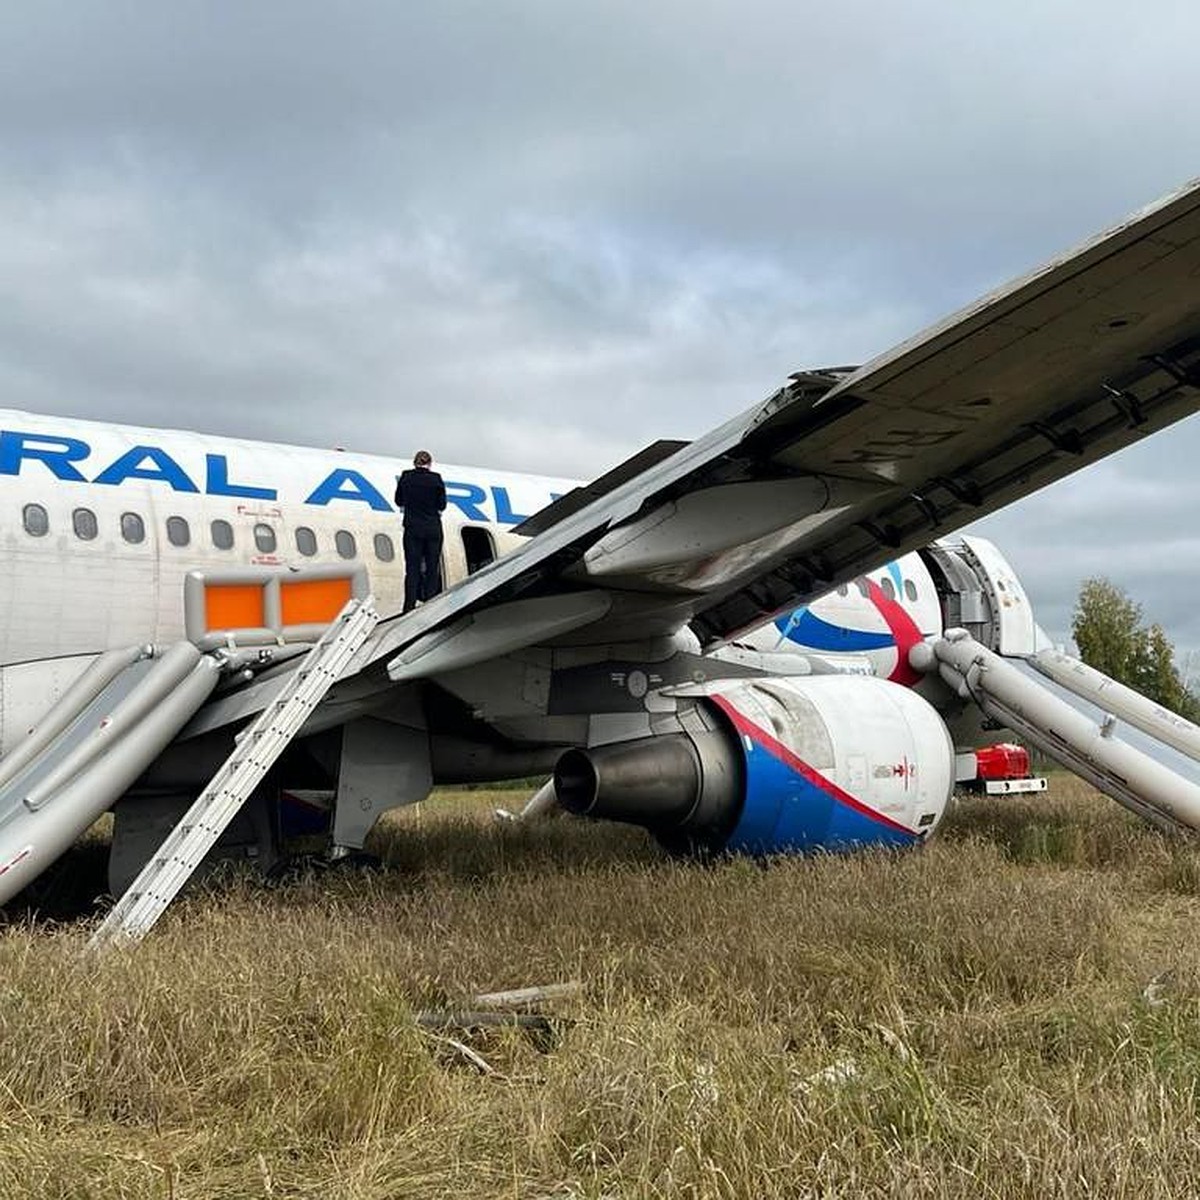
[0,408,963,760]
[0,410,572,665]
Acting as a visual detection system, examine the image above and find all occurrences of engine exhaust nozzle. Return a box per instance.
[554,735,703,827]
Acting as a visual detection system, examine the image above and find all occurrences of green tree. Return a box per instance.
[1071,578,1143,681]
[1134,623,1193,718]
[1072,577,1197,718]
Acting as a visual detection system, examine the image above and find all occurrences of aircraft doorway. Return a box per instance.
[461,526,497,574]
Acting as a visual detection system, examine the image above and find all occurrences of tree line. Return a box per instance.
[1072,577,1198,720]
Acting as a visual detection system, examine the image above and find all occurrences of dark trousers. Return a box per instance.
[403,527,444,612]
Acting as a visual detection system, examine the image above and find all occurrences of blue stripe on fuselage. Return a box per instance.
[774,608,894,652]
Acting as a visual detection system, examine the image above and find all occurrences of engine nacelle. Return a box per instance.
[555,675,955,855]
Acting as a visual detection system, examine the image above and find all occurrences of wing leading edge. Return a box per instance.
[357,177,1200,680]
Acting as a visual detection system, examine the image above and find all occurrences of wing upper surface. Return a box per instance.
[356,177,1200,678]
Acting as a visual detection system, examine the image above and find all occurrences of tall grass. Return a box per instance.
[3,775,1200,1197]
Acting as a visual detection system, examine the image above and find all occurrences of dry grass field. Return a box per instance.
[4,776,1200,1198]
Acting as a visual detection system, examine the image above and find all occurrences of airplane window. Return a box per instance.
[166,516,190,547]
[373,532,395,562]
[461,526,496,574]
[254,523,277,553]
[855,579,870,598]
[72,508,98,540]
[335,530,357,559]
[121,512,145,545]
[23,503,48,537]
[836,584,849,597]
[295,526,317,556]
[211,519,234,550]
[904,579,918,602]
[880,577,896,601]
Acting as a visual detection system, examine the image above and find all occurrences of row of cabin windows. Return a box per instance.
[19,504,397,563]
[835,576,921,603]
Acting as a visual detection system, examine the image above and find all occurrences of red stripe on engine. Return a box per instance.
[710,694,918,837]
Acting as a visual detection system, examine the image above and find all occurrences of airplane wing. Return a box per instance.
[345,176,1200,683]
[202,178,1200,705]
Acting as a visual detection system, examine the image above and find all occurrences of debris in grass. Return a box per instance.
[422,1031,497,1074]
[416,1009,558,1035]
[1142,969,1177,1008]
[472,980,582,1009]
[794,1057,861,1093]
[415,1008,566,1054]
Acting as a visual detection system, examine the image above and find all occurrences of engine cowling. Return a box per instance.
[554,675,955,855]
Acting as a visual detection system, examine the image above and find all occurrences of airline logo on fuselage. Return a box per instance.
[0,429,562,526]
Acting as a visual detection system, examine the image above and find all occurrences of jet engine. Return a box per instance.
[554,675,955,855]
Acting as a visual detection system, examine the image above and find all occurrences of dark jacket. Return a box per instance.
[395,468,447,536]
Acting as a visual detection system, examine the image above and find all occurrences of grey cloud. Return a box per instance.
[0,174,923,468]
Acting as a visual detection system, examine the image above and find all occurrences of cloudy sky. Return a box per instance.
[3,1,1199,659]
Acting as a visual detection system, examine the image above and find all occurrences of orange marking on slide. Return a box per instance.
[205,584,266,631]
[280,578,353,626]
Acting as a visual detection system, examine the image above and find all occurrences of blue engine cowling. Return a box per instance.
[554,675,955,855]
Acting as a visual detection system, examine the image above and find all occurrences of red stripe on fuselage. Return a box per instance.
[865,579,923,686]
[711,694,918,837]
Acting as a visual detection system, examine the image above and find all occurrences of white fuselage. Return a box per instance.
[0,407,949,753]
[0,409,574,665]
